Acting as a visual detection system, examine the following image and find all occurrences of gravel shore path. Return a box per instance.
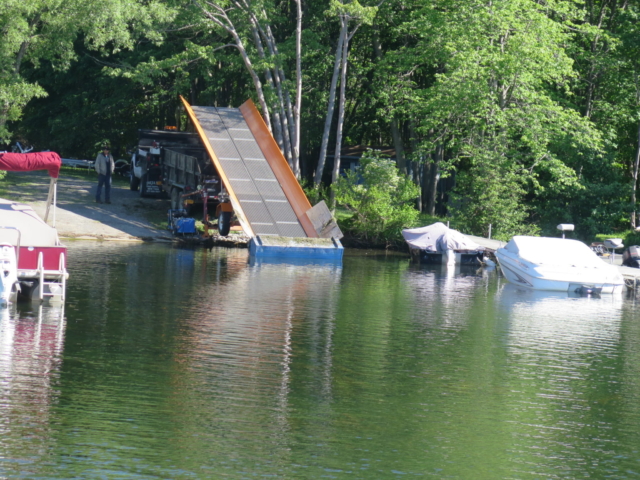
[3,170,179,242]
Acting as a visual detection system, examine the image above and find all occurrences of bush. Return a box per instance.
[333,150,420,246]
[301,179,330,206]
[596,231,640,248]
[450,159,540,241]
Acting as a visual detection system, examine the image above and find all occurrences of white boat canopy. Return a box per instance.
[402,222,481,252]
[504,236,606,269]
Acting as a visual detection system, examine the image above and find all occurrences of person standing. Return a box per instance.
[95,145,115,204]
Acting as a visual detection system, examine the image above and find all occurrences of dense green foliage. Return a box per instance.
[2,0,640,241]
[0,0,173,144]
[334,150,420,245]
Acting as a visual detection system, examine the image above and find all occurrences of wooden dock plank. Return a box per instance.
[465,235,504,252]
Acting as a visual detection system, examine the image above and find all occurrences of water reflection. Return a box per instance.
[3,244,640,479]
[0,303,65,470]
[248,256,344,268]
[493,284,630,478]
[174,257,343,456]
[404,263,494,330]
[496,283,622,351]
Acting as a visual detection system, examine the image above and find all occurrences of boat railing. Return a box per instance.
[36,251,67,302]
[0,226,21,265]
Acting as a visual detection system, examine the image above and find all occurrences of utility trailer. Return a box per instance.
[129,129,234,236]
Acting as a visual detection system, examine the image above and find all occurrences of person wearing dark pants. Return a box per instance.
[95,145,115,204]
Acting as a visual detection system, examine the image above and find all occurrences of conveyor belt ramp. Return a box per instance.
[181,97,343,260]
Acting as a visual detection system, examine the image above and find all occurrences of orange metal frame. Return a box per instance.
[239,99,317,238]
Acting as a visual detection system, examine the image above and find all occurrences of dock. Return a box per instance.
[608,259,640,288]
[466,235,505,252]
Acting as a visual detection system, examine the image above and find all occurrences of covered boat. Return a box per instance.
[496,236,624,294]
[402,222,485,265]
[0,152,67,302]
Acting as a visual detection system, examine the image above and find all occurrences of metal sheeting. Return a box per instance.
[191,106,306,238]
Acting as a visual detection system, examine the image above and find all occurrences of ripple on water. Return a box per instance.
[2,245,640,479]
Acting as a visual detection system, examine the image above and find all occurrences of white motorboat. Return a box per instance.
[496,236,625,294]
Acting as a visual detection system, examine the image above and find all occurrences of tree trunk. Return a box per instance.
[258,25,293,166]
[632,120,640,228]
[315,19,348,185]
[255,17,299,174]
[421,161,431,213]
[390,119,406,174]
[425,144,442,216]
[228,29,272,133]
[409,120,423,212]
[0,33,34,134]
[294,0,302,178]
[248,23,287,157]
[14,13,39,74]
[260,16,300,176]
[415,161,423,212]
[584,67,597,119]
[372,23,406,174]
[193,1,273,132]
[330,18,351,206]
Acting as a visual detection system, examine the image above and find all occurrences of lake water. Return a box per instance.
[1,242,640,479]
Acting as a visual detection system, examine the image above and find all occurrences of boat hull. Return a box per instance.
[17,246,67,302]
[412,249,484,265]
[496,248,624,294]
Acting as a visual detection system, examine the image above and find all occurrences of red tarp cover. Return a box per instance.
[0,152,62,178]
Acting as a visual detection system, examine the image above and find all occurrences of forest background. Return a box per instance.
[1,0,639,243]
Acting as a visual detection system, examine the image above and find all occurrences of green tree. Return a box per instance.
[334,150,420,245]
[0,0,172,142]
[571,1,640,229]
[386,0,601,238]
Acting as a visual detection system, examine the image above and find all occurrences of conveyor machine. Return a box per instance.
[181,97,344,261]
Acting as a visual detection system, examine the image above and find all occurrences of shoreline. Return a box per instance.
[1,170,251,246]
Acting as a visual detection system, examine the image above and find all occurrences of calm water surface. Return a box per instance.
[1,242,640,479]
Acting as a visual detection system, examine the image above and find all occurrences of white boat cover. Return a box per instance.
[402,222,481,252]
[0,198,60,247]
[504,236,605,268]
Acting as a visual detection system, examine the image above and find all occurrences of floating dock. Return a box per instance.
[181,97,343,261]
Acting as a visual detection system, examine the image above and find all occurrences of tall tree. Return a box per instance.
[330,5,383,201]
[191,0,303,175]
[390,0,601,238]
[314,0,379,187]
[0,0,172,142]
